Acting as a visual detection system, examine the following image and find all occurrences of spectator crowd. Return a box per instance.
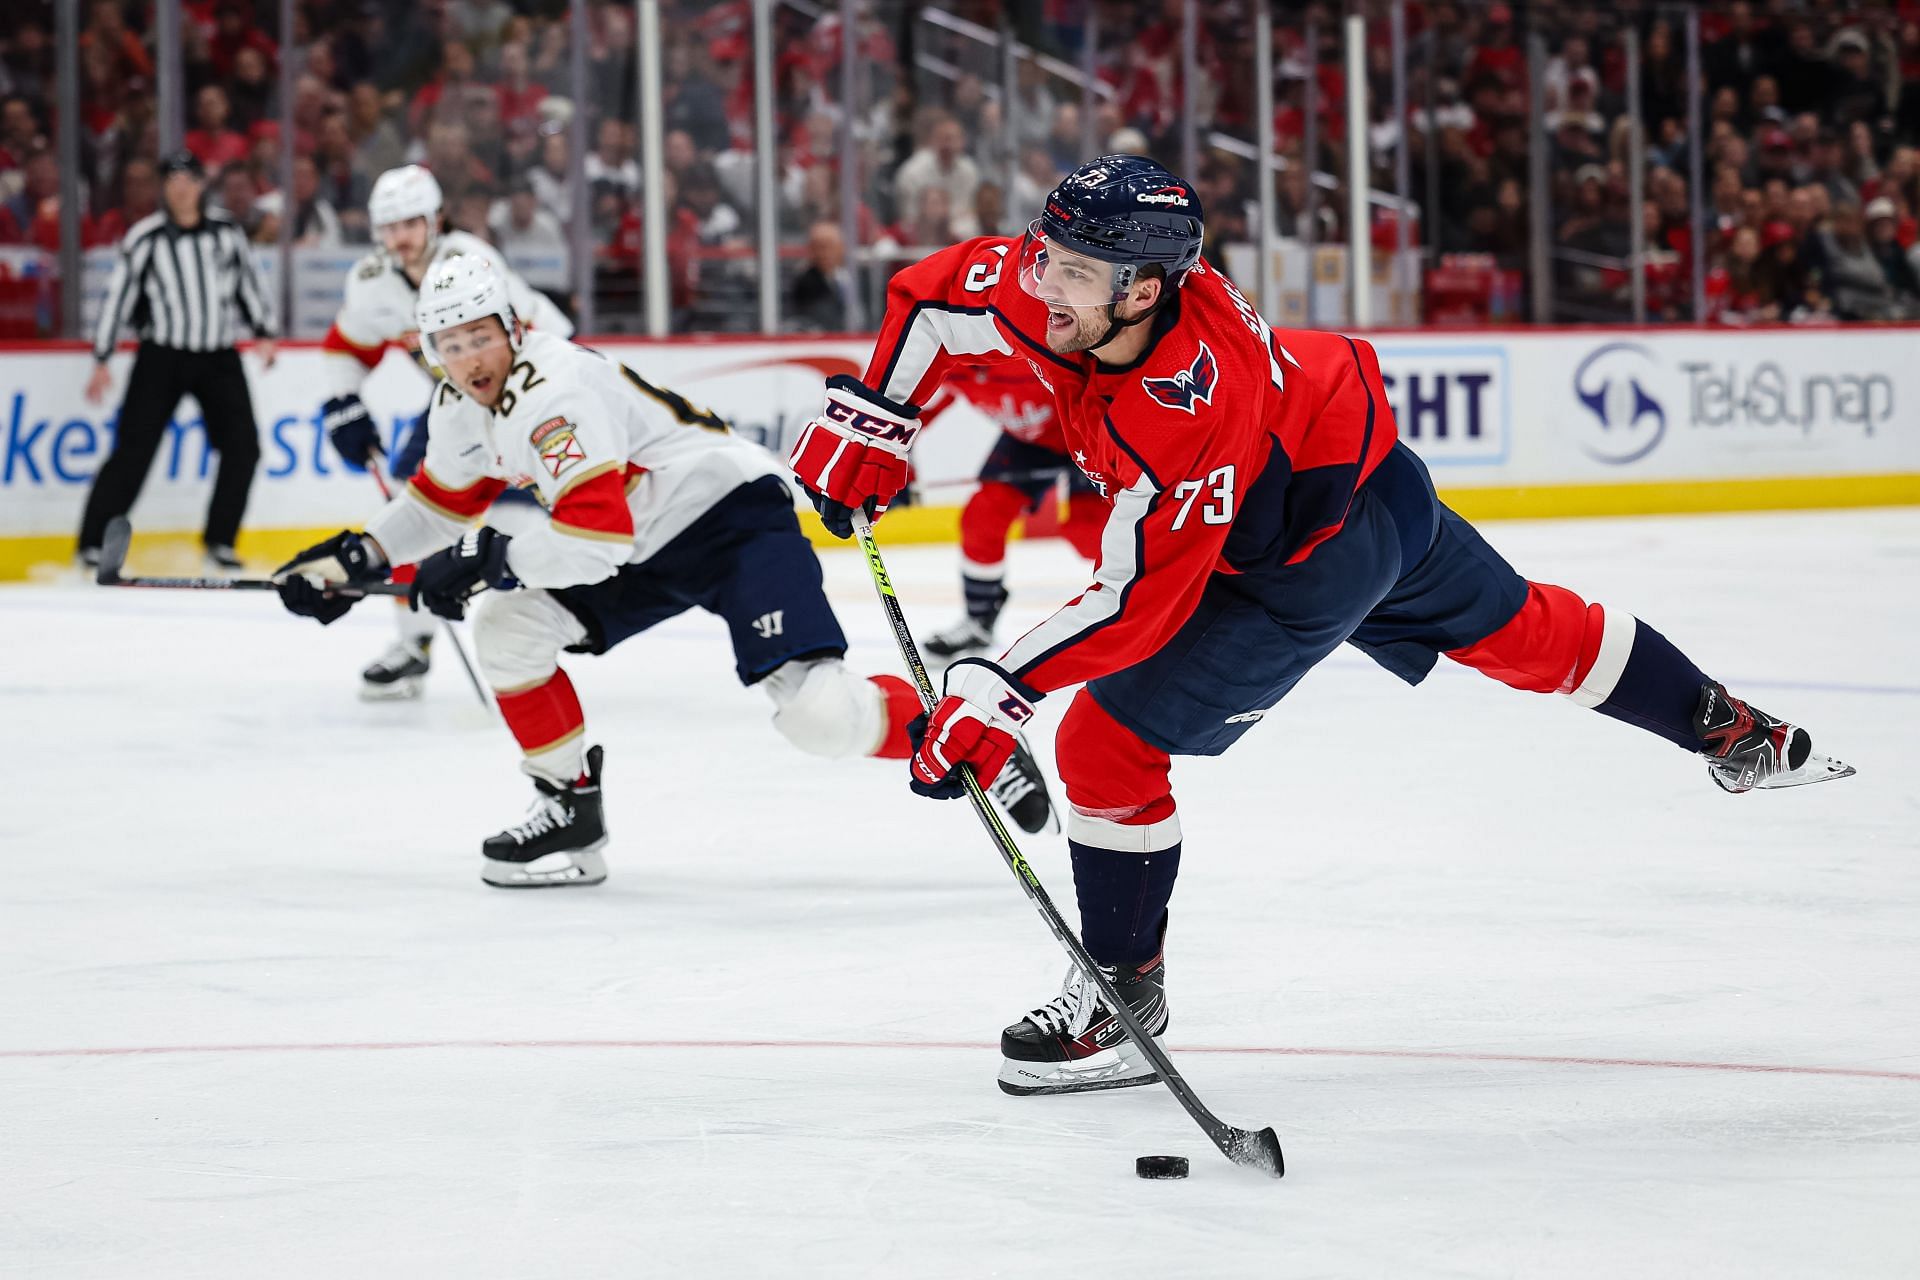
[3,0,1920,332]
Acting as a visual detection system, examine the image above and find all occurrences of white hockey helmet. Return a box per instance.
[368,164,444,229]
[415,254,520,367]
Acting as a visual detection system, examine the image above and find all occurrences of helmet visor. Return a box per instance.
[1017,223,1133,309]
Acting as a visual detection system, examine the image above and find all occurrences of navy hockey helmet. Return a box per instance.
[1020,155,1205,309]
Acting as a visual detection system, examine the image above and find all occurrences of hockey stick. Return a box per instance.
[850,509,1285,1179]
[368,460,493,712]
[94,517,407,595]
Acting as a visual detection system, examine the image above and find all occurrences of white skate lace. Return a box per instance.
[929,617,991,648]
[988,759,1037,808]
[504,793,570,845]
[1025,965,1101,1037]
[372,640,427,671]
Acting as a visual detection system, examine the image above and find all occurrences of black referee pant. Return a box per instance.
[78,343,262,554]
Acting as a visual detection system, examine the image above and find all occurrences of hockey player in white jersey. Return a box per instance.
[276,257,1056,886]
[320,164,573,700]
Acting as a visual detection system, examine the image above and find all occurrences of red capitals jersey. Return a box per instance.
[864,235,1398,696]
[921,363,1066,452]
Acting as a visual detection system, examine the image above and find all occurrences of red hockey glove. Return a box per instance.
[909,658,1040,797]
[789,375,923,539]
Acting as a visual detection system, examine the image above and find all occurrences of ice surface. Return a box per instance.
[2,509,1916,1278]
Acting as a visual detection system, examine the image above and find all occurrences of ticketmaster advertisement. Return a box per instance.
[2,329,1917,574]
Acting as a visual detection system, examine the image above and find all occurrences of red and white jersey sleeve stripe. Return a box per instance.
[503,465,635,589]
[861,237,1063,408]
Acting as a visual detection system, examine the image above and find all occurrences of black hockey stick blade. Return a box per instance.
[1220,1124,1285,1178]
[96,515,134,585]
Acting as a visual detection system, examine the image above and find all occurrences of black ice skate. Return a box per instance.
[481,745,608,888]
[989,736,1060,835]
[998,948,1167,1096]
[923,579,1009,661]
[203,544,244,574]
[923,616,996,661]
[1694,681,1856,794]
[360,637,432,701]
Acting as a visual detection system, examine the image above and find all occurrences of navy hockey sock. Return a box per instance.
[962,573,1009,625]
[1590,621,1711,751]
[1070,840,1181,967]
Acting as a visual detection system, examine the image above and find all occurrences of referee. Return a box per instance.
[78,150,278,571]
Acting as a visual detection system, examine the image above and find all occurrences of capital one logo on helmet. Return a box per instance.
[1138,187,1191,207]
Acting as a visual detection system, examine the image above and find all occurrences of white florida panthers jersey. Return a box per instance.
[363,331,782,588]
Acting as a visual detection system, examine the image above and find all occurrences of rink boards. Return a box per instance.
[2,326,1918,578]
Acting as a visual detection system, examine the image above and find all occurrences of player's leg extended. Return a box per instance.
[1352,445,1853,793]
[469,589,609,887]
[1447,576,1852,792]
[998,690,1176,1096]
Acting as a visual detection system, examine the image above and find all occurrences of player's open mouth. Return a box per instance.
[469,374,494,394]
[1047,308,1075,332]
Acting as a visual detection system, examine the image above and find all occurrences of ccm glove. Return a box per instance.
[322,394,382,469]
[274,530,386,625]
[411,527,514,621]
[908,657,1040,797]
[788,375,922,539]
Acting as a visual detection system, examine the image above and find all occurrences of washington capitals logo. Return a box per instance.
[1142,343,1219,414]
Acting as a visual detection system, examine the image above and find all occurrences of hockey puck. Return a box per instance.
[1135,1155,1189,1180]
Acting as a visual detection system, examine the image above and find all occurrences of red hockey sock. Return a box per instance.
[496,668,586,764]
[959,481,1029,574]
[1445,582,1602,694]
[869,674,921,759]
[1061,493,1106,561]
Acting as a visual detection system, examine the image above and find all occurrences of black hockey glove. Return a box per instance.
[411,527,514,621]
[274,530,385,625]
[323,394,382,469]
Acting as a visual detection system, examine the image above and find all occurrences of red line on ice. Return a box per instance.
[0,1038,1916,1081]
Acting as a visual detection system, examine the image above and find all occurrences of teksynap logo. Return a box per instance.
[1569,341,1892,464]
[1572,343,1666,465]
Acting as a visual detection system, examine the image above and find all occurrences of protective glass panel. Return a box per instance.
[1543,8,1632,321]
[1,0,65,334]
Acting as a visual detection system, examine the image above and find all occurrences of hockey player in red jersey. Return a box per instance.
[916,365,1105,662]
[276,258,1055,888]
[791,155,1856,1096]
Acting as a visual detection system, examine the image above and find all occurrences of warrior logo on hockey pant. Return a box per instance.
[751,610,785,639]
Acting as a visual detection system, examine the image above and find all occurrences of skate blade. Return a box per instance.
[1757,754,1857,790]
[359,677,425,702]
[1711,753,1857,793]
[482,844,608,888]
[996,1038,1163,1096]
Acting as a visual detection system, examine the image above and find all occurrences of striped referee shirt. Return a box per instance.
[90,210,278,361]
